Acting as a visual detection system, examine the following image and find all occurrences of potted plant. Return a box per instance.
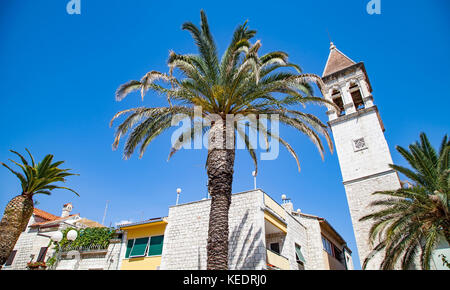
[27,261,46,270]
[26,262,40,270]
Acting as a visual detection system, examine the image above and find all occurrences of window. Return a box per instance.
[125,235,165,259]
[349,83,364,110]
[147,235,164,256]
[331,90,345,116]
[5,250,17,266]
[333,245,344,264]
[125,239,134,258]
[322,236,345,264]
[36,247,48,262]
[295,244,305,270]
[270,242,280,254]
[130,237,149,258]
[322,236,333,256]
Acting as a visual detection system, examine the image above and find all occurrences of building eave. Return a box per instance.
[118,217,167,229]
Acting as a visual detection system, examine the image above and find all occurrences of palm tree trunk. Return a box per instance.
[0,194,34,268]
[206,121,235,270]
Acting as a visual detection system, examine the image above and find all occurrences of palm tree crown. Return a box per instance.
[110,10,335,169]
[1,149,79,197]
[360,133,450,269]
[110,10,335,269]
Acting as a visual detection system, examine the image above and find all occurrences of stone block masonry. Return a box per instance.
[160,190,267,270]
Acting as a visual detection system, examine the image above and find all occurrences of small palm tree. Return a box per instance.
[111,11,335,269]
[360,133,450,269]
[0,149,78,268]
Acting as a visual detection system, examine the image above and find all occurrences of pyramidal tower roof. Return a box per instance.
[322,42,356,77]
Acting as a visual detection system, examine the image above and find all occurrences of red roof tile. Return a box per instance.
[322,42,356,77]
[33,208,60,221]
[30,214,78,227]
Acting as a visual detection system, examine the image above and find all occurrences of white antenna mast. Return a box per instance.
[101,200,109,225]
[176,188,182,205]
[252,171,257,190]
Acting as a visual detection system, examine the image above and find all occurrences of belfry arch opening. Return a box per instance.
[331,89,345,116]
[349,82,364,111]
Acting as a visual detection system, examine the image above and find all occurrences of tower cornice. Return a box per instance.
[327,105,385,131]
[322,62,373,93]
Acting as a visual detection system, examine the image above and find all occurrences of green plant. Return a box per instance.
[46,256,56,268]
[360,133,450,269]
[0,149,79,268]
[53,227,115,252]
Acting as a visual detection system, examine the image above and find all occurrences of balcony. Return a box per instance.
[264,194,286,220]
[266,249,290,270]
[323,251,346,270]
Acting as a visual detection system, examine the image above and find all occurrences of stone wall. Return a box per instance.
[160,190,267,270]
[295,215,326,270]
[4,216,55,270]
[283,212,308,270]
[344,171,400,269]
[330,109,394,183]
[54,240,122,270]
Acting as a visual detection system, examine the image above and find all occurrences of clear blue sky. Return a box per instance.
[0,0,449,269]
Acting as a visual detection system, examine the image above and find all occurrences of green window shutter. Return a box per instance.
[125,239,134,258]
[148,235,164,256]
[295,244,306,263]
[130,237,149,257]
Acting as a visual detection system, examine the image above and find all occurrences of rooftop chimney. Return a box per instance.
[281,195,294,213]
[61,203,73,217]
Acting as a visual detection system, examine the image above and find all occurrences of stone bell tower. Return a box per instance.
[321,42,401,269]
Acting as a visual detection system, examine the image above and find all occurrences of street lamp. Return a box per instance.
[50,229,78,270]
[67,230,78,241]
[52,231,63,243]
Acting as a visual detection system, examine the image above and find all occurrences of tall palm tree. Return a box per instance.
[0,149,78,268]
[360,133,450,269]
[110,10,335,269]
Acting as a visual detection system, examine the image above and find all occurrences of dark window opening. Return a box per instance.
[333,245,345,264]
[37,247,48,262]
[331,90,345,116]
[270,242,280,254]
[5,250,17,266]
[349,84,365,110]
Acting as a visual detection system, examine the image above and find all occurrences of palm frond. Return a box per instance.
[361,133,450,269]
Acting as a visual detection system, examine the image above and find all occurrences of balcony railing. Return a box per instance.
[266,249,290,270]
[59,244,108,254]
